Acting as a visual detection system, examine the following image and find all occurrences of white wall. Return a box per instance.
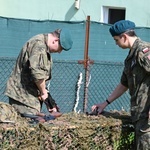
[0,0,150,27]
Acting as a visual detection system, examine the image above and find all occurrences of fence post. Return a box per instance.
[78,16,94,113]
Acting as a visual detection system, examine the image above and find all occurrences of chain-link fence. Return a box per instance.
[0,57,130,114]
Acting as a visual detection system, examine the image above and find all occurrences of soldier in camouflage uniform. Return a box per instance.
[5,28,73,117]
[91,20,150,150]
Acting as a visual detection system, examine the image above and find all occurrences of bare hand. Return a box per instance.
[91,102,107,114]
[40,90,48,101]
[49,107,57,112]
[41,93,48,101]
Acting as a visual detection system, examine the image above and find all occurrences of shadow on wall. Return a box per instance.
[65,3,79,21]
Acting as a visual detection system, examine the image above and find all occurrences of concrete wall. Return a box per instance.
[0,0,150,27]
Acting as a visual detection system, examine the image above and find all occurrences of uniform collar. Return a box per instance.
[128,38,141,58]
[44,34,50,53]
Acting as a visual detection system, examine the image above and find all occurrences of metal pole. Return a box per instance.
[78,16,93,113]
[84,16,90,69]
[83,16,90,113]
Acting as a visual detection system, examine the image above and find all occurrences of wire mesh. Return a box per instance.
[0,57,130,114]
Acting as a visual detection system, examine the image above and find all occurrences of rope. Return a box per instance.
[74,72,83,113]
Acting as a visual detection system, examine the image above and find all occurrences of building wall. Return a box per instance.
[0,0,150,27]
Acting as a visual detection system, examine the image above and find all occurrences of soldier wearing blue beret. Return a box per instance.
[109,20,135,36]
[5,28,73,121]
[92,20,150,150]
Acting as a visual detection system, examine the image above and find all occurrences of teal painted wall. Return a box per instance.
[0,0,150,27]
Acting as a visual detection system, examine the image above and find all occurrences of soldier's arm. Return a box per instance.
[35,79,48,100]
[28,40,49,100]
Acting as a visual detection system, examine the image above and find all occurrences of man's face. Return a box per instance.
[113,34,128,49]
[49,38,63,53]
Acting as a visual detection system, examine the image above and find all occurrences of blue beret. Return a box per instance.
[109,20,135,36]
[60,28,73,51]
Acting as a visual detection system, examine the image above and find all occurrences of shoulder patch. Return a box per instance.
[142,47,150,53]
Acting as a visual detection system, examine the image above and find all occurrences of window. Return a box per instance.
[108,9,125,24]
[101,6,126,24]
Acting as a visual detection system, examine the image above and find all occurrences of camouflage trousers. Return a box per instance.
[9,97,40,115]
[134,117,150,150]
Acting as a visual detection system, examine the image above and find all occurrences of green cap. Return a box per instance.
[60,28,73,51]
[109,20,135,37]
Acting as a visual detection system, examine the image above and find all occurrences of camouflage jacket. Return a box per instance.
[121,38,150,122]
[0,102,18,123]
[5,34,52,111]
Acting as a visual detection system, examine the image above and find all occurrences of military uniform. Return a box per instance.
[5,34,52,114]
[121,38,150,149]
[0,102,18,123]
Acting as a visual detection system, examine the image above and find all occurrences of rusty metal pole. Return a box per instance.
[83,16,90,113]
[84,16,90,69]
[78,16,93,113]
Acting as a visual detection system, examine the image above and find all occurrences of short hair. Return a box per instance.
[122,30,137,37]
[51,29,61,38]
